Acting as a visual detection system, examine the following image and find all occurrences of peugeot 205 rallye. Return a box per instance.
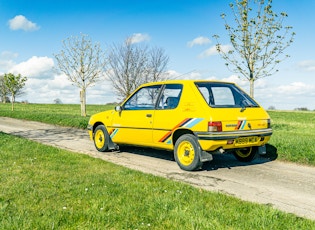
[88,80,272,171]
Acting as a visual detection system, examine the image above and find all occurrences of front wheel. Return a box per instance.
[233,147,257,162]
[174,134,202,171]
[93,125,109,152]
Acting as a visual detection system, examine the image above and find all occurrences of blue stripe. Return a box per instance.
[184,118,203,128]
[110,129,118,138]
[240,120,246,130]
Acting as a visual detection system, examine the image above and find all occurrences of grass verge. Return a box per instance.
[0,103,113,129]
[1,132,314,229]
[268,111,315,165]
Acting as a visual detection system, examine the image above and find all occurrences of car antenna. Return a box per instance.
[173,69,196,79]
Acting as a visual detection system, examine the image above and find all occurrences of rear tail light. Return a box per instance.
[208,121,222,132]
[267,119,271,128]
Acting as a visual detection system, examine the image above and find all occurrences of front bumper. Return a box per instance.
[87,124,93,140]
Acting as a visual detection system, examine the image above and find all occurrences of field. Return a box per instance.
[0,104,109,129]
[1,132,314,229]
[268,110,315,165]
[1,103,314,166]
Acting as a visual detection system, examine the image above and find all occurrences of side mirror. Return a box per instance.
[115,105,122,112]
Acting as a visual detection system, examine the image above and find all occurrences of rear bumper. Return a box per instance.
[195,128,272,151]
[196,128,272,140]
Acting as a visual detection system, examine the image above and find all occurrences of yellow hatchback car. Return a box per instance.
[88,80,272,171]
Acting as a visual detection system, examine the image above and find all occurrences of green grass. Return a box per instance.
[0,103,315,166]
[1,133,314,229]
[268,111,315,165]
[0,103,113,129]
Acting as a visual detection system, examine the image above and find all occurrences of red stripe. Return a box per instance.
[235,121,242,130]
[159,118,191,142]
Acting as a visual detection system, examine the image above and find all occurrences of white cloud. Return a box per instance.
[0,51,18,74]
[222,75,248,87]
[8,15,40,31]
[298,60,315,72]
[126,33,150,44]
[3,55,115,104]
[198,44,233,58]
[24,74,78,104]
[277,82,315,96]
[187,36,211,47]
[1,51,18,59]
[21,72,116,104]
[251,81,315,110]
[167,70,204,80]
[9,56,54,78]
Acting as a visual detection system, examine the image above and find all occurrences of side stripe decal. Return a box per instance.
[109,128,119,138]
[158,118,191,142]
[159,118,203,143]
[235,120,247,130]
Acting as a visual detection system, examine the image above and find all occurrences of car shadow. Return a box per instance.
[202,144,278,171]
[118,145,175,161]
[118,144,278,171]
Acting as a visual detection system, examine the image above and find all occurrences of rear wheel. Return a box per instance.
[93,125,109,152]
[233,147,257,162]
[174,134,202,171]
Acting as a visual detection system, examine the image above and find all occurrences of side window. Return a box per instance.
[157,84,183,109]
[123,85,162,110]
[211,87,235,106]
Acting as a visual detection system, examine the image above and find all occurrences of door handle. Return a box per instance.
[146,114,152,118]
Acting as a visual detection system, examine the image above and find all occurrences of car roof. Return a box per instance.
[141,79,236,87]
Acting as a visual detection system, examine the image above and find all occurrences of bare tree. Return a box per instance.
[106,38,170,100]
[54,98,63,104]
[145,47,169,82]
[3,73,27,111]
[54,34,106,116]
[213,0,295,97]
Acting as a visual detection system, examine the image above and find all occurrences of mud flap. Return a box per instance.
[258,145,266,155]
[200,151,213,162]
[105,129,119,151]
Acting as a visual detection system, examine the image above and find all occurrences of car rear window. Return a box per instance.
[195,82,259,108]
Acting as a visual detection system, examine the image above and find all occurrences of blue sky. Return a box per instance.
[0,0,314,110]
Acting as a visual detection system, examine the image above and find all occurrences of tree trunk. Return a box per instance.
[249,78,255,98]
[11,94,14,111]
[80,89,87,117]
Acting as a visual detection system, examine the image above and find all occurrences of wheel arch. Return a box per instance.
[172,128,195,146]
[92,122,105,134]
[92,122,118,151]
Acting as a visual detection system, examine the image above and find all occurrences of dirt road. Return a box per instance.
[1,117,315,220]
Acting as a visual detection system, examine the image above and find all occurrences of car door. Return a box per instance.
[152,84,184,149]
[110,84,162,145]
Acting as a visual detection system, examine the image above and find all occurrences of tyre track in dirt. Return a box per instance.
[1,117,315,220]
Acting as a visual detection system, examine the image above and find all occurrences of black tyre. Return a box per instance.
[233,147,257,162]
[93,125,109,152]
[174,134,202,171]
